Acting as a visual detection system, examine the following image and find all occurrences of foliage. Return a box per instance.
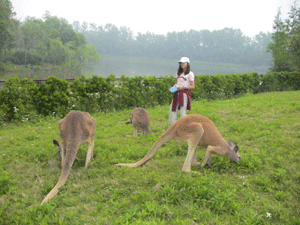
[1,10,100,73]
[31,76,71,116]
[0,77,34,121]
[0,0,14,60]
[0,72,300,122]
[0,91,299,224]
[268,2,300,71]
[9,50,43,65]
[76,22,272,67]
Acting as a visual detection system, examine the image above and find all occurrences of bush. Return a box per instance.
[0,77,34,121]
[31,76,71,116]
[0,72,299,122]
[258,72,300,92]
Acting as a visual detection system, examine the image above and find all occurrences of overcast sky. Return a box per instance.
[10,0,298,37]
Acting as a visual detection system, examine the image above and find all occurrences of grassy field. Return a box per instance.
[0,91,299,224]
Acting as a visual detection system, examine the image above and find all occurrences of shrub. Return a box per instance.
[31,76,71,116]
[0,71,300,122]
[0,77,34,121]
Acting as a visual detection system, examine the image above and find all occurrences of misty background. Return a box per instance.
[5,0,299,79]
[75,22,272,77]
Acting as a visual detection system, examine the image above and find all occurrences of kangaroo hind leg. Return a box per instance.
[85,139,94,169]
[133,126,138,136]
[60,142,66,167]
[191,147,201,166]
[182,123,204,172]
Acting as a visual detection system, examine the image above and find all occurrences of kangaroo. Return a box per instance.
[116,114,240,172]
[125,107,152,136]
[41,111,96,205]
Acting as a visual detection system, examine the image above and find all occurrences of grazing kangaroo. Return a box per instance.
[116,114,240,172]
[41,111,96,205]
[125,107,152,136]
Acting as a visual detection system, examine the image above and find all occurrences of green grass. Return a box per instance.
[0,91,300,224]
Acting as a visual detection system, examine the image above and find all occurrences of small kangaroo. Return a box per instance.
[41,111,96,205]
[125,107,152,136]
[116,114,240,172]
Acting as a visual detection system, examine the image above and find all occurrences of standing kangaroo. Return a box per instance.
[41,111,96,205]
[125,107,152,136]
[116,114,240,172]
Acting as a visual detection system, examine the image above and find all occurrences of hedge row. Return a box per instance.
[0,72,299,122]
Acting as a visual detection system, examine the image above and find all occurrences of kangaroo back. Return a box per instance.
[129,108,152,135]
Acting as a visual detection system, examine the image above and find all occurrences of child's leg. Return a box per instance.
[180,93,188,118]
[169,100,178,126]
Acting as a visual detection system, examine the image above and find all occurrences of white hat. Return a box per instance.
[178,57,190,63]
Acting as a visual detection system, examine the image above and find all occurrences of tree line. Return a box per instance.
[0,0,99,72]
[1,0,299,74]
[72,0,299,72]
[73,22,272,67]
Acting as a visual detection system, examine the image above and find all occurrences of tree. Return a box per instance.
[287,1,300,70]
[268,1,300,72]
[247,32,272,66]
[43,12,76,44]
[0,0,14,63]
[19,18,45,64]
[5,12,100,70]
[46,38,67,65]
[77,44,100,73]
[268,9,292,71]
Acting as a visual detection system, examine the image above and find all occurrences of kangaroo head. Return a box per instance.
[226,140,241,163]
[53,140,62,161]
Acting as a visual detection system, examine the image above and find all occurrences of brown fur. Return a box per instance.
[116,114,240,172]
[41,111,96,205]
[126,108,152,136]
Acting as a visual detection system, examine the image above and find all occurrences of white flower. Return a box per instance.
[266,212,272,218]
[13,107,19,113]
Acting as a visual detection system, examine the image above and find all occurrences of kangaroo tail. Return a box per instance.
[115,128,174,168]
[41,146,78,205]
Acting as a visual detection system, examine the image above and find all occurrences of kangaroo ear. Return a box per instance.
[234,145,239,153]
[229,140,235,149]
[53,140,60,146]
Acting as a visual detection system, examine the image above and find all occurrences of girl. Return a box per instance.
[169,57,195,126]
